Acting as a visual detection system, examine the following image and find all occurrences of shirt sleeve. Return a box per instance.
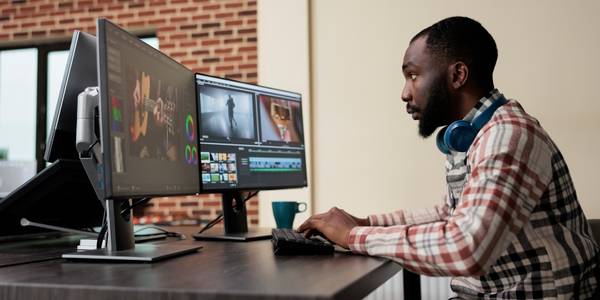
[367,196,450,226]
[348,118,553,276]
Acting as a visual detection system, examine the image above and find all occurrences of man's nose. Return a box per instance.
[401,85,411,103]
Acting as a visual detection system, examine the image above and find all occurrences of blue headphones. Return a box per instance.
[436,96,507,155]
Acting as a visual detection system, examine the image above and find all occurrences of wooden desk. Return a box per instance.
[0,227,401,300]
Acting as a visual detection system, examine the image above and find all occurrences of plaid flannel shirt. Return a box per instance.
[348,90,599,299]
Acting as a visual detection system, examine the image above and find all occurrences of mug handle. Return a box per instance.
[296,202,307,213]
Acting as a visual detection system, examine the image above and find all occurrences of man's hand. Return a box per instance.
[297,207,368,249]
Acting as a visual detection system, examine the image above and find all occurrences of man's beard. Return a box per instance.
[418,76,453,138]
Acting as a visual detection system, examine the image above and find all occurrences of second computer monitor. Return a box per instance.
[196,74,307,192]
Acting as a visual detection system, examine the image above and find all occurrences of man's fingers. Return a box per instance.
[297,218,324,233]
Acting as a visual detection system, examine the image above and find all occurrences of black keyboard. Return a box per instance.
[271,228,334,255]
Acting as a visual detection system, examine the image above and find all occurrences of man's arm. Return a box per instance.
[302,119,553,277]
[368,196,450,226]
[347,120,553,276]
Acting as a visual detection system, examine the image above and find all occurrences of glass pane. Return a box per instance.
[47,50,69,138]
[142,37,159,49]
[0,48,38,161]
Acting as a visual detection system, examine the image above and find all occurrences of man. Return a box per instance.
[298,17,599,299]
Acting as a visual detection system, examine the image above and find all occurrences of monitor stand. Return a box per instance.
[193,191,272,241]
[63,198,201,262]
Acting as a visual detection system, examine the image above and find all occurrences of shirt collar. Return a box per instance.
[462,89,504,123]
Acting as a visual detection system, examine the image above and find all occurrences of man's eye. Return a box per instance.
[410,74,417,80]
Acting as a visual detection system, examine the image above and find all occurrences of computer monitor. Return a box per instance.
[194,74,307,240]
[98,20,199,199]
[45,31,97,163]
[0,31,103,239]
[62,19,201,261]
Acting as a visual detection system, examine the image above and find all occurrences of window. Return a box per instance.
[0,36,158,173]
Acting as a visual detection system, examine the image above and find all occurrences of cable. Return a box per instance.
[134,225,184,239]
[96,209,107,249]
[120,197,151,215]
[197,191,259,235]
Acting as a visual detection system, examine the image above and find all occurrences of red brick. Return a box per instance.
[126,20,145,27]
[238,28,255,35]
[214,29,232,36]
[225,20,243,26]
[170,16,188,23]
[159,42,176,49]
[238,10,256,16]
[203,57,220,63]
[180,6,197,13]
[191,32,209,38]
[38,3,55,11]
[170,33,187,40]
[181,59,197,65]
[225,73,242,79]
[203,3,220,10]
[170,51,187,58]
[201,39,220,46]
[117,12,134,19]
[13,31,29,38]
[192,49,210,56]
[194,66,211,73]
[2,8,17,15]
[192,14,210,21]
[224,37,243,44]
[180,41,197,47]
[238,46,256,52]
[215,48,232,54]
[204,201,221,207]
[216,65,234,71]
[224,56,242,62]
[215,12,233,19]
[159,25,177,32]
[159,8,176,14]
[148,18,166,25]
[179,24,197,30]
[21,21,36,28]
[59,18,75,24]
[138,10,155,17]
[225,2,243,8]
[3,23,18,29]
[239,63,256,69]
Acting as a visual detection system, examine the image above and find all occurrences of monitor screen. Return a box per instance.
[44,31,97,162]
[196,74,307,191]
[97,19,199,198]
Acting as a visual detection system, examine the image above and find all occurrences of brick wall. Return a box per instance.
[0,0,259,226]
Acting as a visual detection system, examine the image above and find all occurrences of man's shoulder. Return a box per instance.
[475,99,552,151]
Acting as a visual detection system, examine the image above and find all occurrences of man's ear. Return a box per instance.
[448,62,468,90]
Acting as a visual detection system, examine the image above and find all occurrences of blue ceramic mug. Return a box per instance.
[272,201,307,229]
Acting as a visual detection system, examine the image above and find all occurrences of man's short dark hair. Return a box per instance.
[412,16,498,89]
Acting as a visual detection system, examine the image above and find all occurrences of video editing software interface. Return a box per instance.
[100,19,200,197]
[196,75,307,191]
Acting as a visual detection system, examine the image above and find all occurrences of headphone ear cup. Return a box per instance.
[444,120,477,152]
[436,126,451,155]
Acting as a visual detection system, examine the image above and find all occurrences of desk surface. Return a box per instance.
[0,227,401,300]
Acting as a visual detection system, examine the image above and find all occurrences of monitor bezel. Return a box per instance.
[195,73,308,194]
[97,18,200,199]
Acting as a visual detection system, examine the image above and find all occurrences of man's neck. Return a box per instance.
[455,86,494,119]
